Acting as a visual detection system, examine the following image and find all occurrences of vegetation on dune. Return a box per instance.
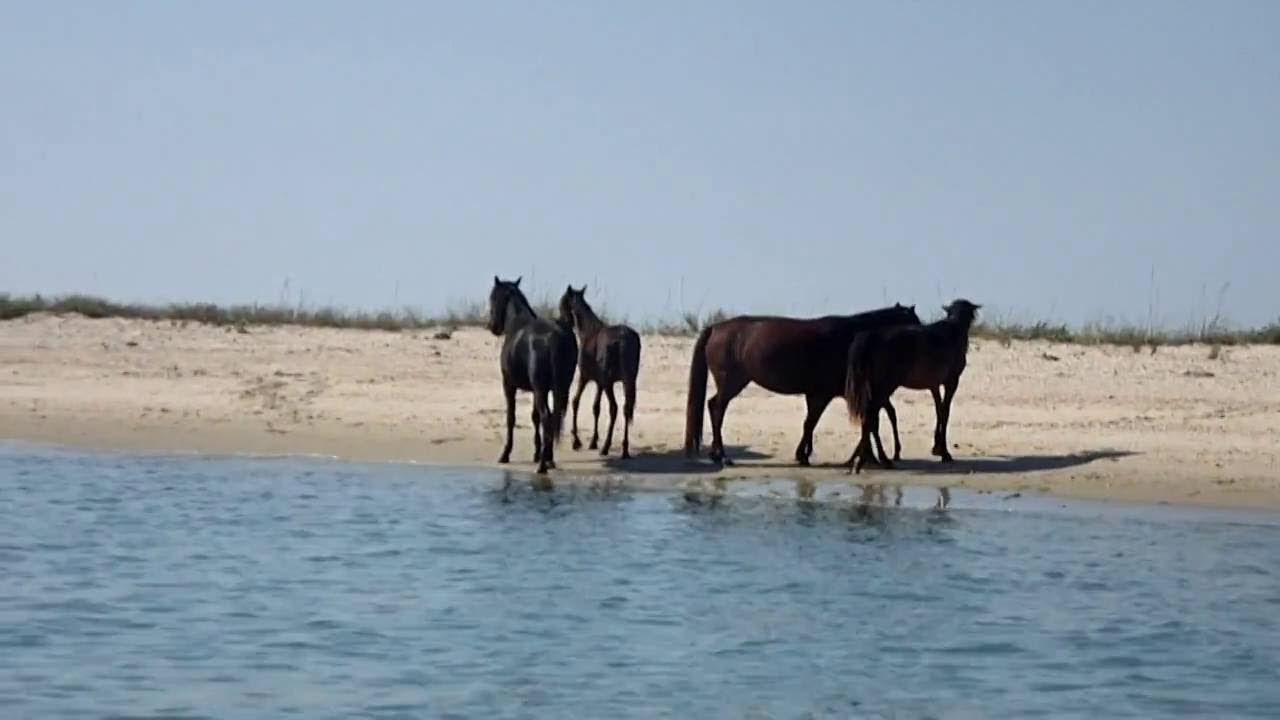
[2,291,1277,346]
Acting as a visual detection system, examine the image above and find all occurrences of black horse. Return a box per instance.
[558,285,642,459]
[845,299,981,473]
[487,276,578,474]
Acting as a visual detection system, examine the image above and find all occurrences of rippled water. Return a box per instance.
[2,443,1278,718]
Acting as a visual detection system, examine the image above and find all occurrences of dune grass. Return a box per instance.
[2,291,1277,346]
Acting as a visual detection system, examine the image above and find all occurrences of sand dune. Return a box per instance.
[2,312,1277,508]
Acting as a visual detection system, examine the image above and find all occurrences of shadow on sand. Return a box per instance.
[605,448,1137,477]
[601,445,770,475]
[881,449,1137,476]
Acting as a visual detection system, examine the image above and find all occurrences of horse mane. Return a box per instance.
[570,293,604,333]
[506,285,536,319]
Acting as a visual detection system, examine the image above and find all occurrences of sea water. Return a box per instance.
[1,442,1278,718]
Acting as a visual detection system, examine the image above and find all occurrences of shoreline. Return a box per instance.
[5,432,1280,517]
[3,313,1279,511]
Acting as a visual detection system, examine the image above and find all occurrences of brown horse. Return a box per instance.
[844,299,981,474]
[558,285,642,459]
[684,304,921,467]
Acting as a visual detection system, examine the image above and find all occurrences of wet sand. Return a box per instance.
[2,313,1278,509]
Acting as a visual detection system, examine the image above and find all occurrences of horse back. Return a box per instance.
[504,318,576,391]
[875,321,968,387]
[701,316,848,395]
[582,324,641,380]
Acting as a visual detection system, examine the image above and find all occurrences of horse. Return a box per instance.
[487,276,578,474]
[844,299,981,474]
[558,285,642,459]
[684,304,922,467]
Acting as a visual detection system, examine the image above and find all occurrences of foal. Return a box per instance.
[844,299,981,473]
[558,285,642,459]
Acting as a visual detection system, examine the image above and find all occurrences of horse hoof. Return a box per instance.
[939,454,954,463]
[796,457,811,467]
[621,450,631,460]
[589,442,598,450]
[498,455,510,464]
[572,439,582,451]
[882,459,895,470]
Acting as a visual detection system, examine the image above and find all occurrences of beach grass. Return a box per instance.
[3,291,1277,346]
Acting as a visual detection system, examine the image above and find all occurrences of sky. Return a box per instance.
[3,1,1278,327]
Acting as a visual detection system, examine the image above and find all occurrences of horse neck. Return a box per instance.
[504,293,537,332]
[832,311,900,340]
[934,317,974,350]
[572,301,605,336]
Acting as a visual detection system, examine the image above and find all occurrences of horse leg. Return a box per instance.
[570,375,588,451]
[620,375,636,460]
[850,406,878,475]
[937,378,959,462]
[540,390,558,473]
[707,375,748,466]
[498,380,516,464]
[869,411,889,468]
[531,406,542,464]
[882,398,902,462]
[589,385,602,450]
[868,402,894,470]
[930,386,946,457]
[795,393,830,466]
[600,383,619,456]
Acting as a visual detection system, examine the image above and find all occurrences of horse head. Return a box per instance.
[558,284,587,327]
[894,302,922,325]
[552,284,586,330]
[488,275,523,335]
[942,299,981,327]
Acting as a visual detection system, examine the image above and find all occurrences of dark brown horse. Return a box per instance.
[684,304,921,467]
[488,276,578,474]
[558,285,642,459]
[844,299,981,474]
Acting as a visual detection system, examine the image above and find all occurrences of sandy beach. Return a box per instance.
[2,312,1277,509]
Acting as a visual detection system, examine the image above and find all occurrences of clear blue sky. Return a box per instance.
[3,1,1278,326]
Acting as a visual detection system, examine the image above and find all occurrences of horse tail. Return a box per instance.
[845,330,878,423]
[623,331,641,422]
[684,326,713,457]
[547,333,574,445]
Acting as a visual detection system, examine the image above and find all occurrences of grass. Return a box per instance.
[973,317,1280,347]
[3,291,1278,346]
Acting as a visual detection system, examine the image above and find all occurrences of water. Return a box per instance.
[2,443,1278,719]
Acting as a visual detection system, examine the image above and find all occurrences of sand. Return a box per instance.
[2,312,1277,509]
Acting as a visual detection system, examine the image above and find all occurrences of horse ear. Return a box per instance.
[579,284,587,295]
[514,276,522,288]
[494,275,500,285]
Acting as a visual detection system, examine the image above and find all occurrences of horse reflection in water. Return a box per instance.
[854,484,950,511]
